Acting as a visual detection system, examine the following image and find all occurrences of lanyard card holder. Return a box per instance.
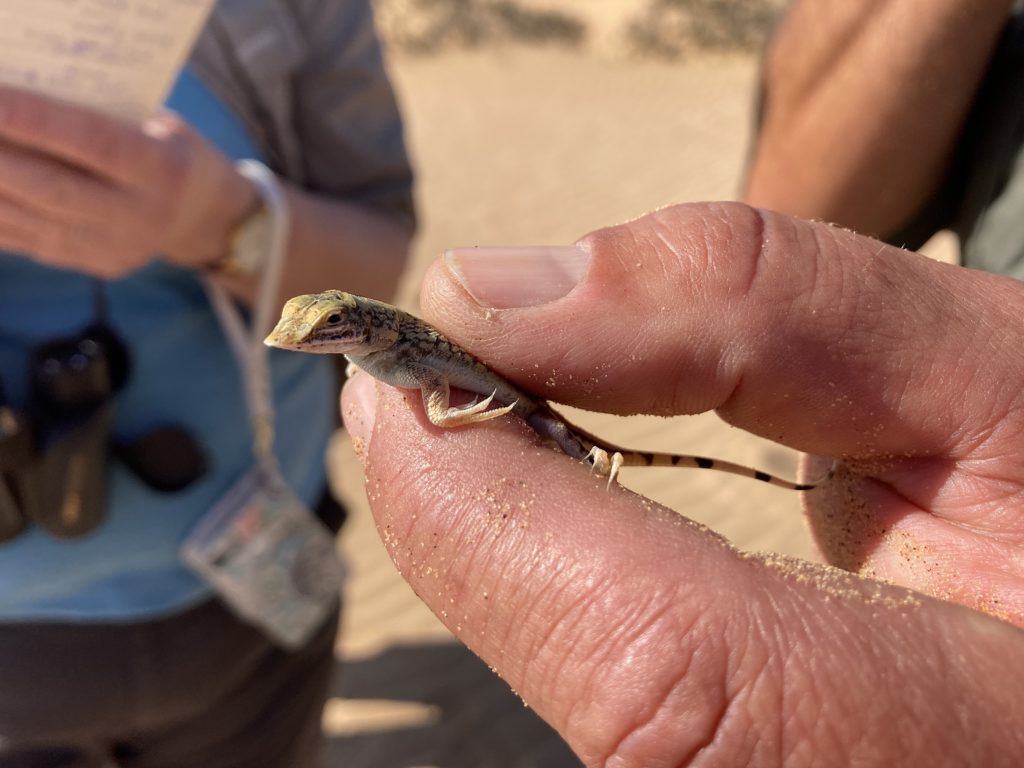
[182,462,341,649]
[181,160,342,650]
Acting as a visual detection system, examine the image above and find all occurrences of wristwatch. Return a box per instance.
[212,186,270,276]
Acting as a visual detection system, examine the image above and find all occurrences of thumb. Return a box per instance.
[420,202,1024,464]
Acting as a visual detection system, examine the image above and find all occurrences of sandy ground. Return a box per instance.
[320,32,957,767]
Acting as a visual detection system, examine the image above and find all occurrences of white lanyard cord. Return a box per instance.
[203,159,290,470]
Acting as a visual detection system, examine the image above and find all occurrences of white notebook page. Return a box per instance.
[0,0,216,122]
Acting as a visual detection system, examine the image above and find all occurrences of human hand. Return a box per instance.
[0,85,256,278]
[341,203,1024,765]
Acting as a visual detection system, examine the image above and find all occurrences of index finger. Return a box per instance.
[421,202,1024,464]
[340,365,1024,765]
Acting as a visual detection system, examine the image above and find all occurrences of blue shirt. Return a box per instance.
[0,70,336,620]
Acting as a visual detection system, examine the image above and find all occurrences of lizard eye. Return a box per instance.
[326,313,342,325]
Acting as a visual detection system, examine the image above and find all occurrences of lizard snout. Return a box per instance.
[264,317,312,350]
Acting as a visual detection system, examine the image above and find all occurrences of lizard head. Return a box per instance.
[265,290,374,354]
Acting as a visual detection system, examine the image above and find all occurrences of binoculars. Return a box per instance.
[0,319,206,542]
[0,324,123,541]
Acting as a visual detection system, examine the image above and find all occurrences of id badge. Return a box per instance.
[181,466,342,649]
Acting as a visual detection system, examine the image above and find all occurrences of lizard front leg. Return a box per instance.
[410,364,516,428]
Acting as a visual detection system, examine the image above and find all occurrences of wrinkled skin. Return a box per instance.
[342,203,1024,766]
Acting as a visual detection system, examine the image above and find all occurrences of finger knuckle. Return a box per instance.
[564,587,746,766]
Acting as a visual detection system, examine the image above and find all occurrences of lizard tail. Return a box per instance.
[524,404,833,491]
[614,451,833,490]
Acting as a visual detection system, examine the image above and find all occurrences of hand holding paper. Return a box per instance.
[0,1,259,277]
[0,86,257,278]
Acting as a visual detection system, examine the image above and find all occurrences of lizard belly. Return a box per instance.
[345,352,422,389]
[348,351,523,404]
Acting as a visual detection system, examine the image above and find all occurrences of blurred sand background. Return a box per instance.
[322,2,956,764]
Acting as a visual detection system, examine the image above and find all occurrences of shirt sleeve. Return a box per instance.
[291,0,416,229]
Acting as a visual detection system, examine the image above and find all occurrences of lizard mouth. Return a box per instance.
[264,318,312,350]
[264,319,362,353]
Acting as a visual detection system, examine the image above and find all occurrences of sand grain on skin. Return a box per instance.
[746,551,922,612]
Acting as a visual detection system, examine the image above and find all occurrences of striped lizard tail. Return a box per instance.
[609,450,830,490]
[524,405,831,491]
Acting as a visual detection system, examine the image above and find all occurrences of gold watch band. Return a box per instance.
[210,183,270,276]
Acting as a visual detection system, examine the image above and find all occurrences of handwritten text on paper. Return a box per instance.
[0,0,216,122]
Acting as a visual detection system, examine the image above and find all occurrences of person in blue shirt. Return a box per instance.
[0,2,414,766]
